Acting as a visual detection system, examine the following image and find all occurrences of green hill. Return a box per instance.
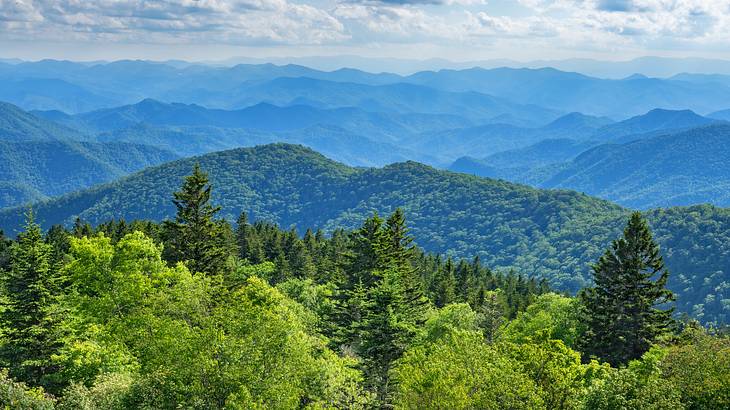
[0,102,178,208]
[542,124,730,208]
[1,143,727,323]
[0,140,177,208]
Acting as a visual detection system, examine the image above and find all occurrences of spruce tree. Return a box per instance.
[351,210,429,405]
[383,209,429,321]
[0,211,61,390]
[580,212,675,366]
[235,212,265,264]
[162,163,232,275]
[431,257,456,307]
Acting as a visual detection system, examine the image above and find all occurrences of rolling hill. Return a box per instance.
[0,102,178,207]
[1,143,727,324]
[540,124,730,208]
[97,123,433,167]
[0,101,88,141]
[0,140,177,208]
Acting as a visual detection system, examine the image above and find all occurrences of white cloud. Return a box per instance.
[0,0,347,44]
[1,0,730,58]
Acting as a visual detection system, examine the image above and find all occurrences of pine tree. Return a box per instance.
[0,230,12,272]
[359,268,419,404]
[580,212,675,366]
[71,217,92,238]
[348,213,388,286]
[383,209,429,322]
[431,257,456,307]
[162,163,233,275]
[0,211,61,390]
[235,212,265,264]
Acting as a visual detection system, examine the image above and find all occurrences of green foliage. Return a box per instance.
[5,144,729,323]
[581,349,683,410]
[0,369,55,410]
[419,303,480,344]
[50,230,371,409]
[660,325,730,409]
[580,212,675,366]
[503,293,583,348]
[502,339,605,410]
[392,330,545,409]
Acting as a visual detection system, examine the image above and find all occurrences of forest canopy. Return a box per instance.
[0,164,728,409]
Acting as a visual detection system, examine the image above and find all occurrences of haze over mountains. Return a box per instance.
[0,56,730,208]
[2,57,730,325]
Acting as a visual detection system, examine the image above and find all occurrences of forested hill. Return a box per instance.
[1,143,728,323]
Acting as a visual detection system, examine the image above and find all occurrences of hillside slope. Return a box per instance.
[1,143,727,323]
[0,140,177,208]
[542,124,730,208]
[0,101,87,141]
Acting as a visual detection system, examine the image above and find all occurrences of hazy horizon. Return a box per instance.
[3,1,730,66]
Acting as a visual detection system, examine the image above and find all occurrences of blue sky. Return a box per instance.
[1,0,729,62]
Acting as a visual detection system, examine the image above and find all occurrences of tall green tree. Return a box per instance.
[235,212,265,264]
[353,210,430,404]
[0,211,62,390]
[162,164,234,275]
[580,212,675,366]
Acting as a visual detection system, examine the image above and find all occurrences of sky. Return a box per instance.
[2,0,730,63]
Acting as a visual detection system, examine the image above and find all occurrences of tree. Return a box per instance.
[358,268,423,403]
[0,211,62,391]
[580,212,675,366]
[392,330,544,409]
[235,212,265,264]
[660,325,730,409]
[430,257,456,308]
[503,293,583,349]
[162,164,233,275]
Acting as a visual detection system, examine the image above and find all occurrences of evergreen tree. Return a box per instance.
[162,164,233,275]
[235,212,265,264]
[580,212,675,366]
[71,217,92,238]
[0,230,12,272]
[382,209,429,323]
[431,257,456,307]
[359,268,419,404]
[0,211,61,390]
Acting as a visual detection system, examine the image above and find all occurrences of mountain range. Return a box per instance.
[5,60,730,118]
[0,143,726,324]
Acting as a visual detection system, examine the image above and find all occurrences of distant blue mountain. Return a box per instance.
[5,60,730,120]
[218,76,560,125]
[708,109,730,122]
[97,123,435,167]
[402,67,730,118]
[591,108,718,141]
[414,112,613,160]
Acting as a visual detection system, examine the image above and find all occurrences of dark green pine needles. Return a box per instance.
[580,212,675,366]
[162,163,235,276]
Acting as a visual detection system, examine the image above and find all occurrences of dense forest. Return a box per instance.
[0,164,728,409]
[3,144,728,325]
